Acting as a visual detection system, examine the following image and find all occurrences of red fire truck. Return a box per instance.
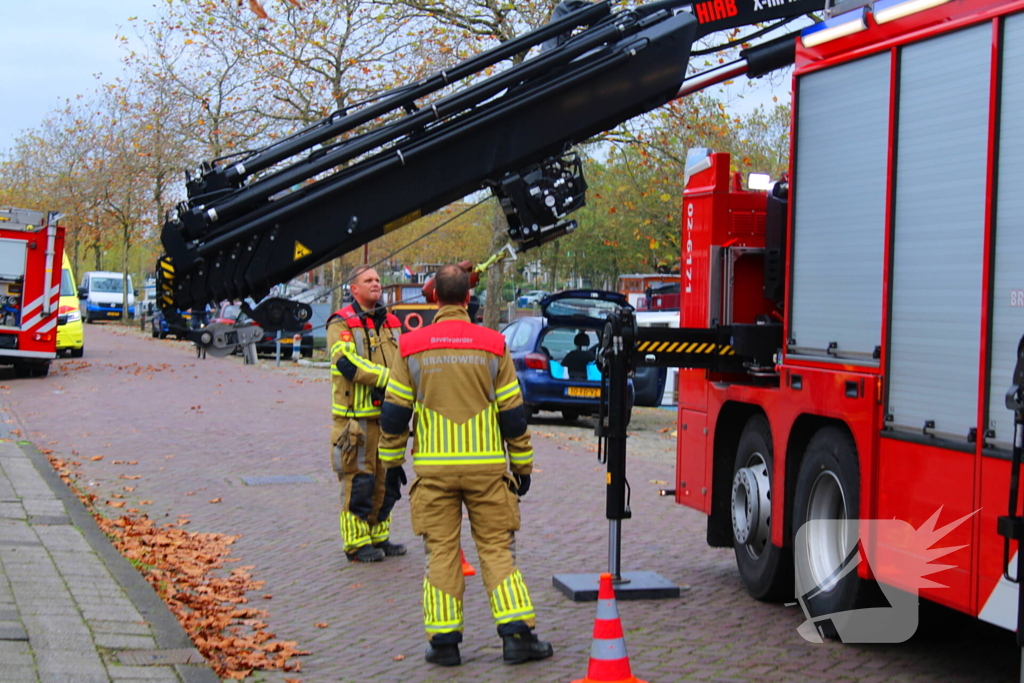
[0,208,65,378]
[674,0,1024,635]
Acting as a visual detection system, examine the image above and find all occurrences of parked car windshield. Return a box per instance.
[539,327,599,361]
[91,277,127,293]
[544,295,621,321]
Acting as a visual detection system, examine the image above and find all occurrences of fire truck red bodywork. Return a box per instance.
[0,212,65,375]
[676,0,1024,629]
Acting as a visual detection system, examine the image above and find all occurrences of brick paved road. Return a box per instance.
[3,325,1020,682]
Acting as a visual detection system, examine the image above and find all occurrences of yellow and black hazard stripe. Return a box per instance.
[157,256,176,307]
[635,340,736,356]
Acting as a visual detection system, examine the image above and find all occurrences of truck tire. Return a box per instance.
[732,414,792,601]
[792,426,864,640]
[70,346,84,358]
[13,361,48,378]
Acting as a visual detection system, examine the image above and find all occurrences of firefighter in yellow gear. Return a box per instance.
[328,265,407,563]
[378,264,554,667]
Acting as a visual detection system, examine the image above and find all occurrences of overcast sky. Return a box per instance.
[0,1,159,151]
[0,2,790,155]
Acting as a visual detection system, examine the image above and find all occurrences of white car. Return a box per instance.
[517,290,550,307]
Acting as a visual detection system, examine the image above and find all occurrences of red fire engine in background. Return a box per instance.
[0,208,65,378]
[673,0,1024,635]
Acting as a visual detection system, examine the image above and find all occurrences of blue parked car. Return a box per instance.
[501,290,636,421]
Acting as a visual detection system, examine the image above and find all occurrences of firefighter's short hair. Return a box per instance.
[348,265,376,284]
[435,264,470,306]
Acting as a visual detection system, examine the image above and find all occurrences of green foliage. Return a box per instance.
[519,95,792,289]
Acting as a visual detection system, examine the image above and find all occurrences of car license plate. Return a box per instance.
[566,386,600,398]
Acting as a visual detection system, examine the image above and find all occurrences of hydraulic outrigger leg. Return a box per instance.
[553,306,780,601]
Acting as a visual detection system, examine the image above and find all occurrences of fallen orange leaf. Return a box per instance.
[393,654,405,661]
[210,498,222,504]
[127,460,138,465]
[314,622,328,628]
[120,475,142,480]
[107,501,126,508]
[140,500,153,505]
[90,456,103,461]
[123,486,135,492]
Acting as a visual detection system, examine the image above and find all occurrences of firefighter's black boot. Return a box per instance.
[501,632,554,664]
[346,544,385,563]
[424,642,461,666]
[374,539,407,557]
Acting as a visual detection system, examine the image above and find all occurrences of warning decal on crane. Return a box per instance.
[294,241,312,261]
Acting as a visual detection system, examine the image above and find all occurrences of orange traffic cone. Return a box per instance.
[460,549,476,576]
[572,573,647,683]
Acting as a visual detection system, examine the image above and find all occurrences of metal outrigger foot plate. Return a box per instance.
[552,571,681,601]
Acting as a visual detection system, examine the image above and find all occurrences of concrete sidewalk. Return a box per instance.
[0,413,217,682]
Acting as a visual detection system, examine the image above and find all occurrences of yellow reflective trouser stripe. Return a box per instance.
[508,448,533,464]
[387,379,413,401]
[339,511,370,552]
[370,517,390,543]
[424,579,464,633]
[495,380,520,401]
[488,570,535,625]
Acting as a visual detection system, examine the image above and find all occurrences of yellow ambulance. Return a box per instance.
[56,251,84,356]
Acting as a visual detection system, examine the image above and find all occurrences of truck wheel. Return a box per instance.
[562,410,580,422]
[792,426,864,640]
[70,347,84,358]
[732,414,792,601]
[33,362,49,378]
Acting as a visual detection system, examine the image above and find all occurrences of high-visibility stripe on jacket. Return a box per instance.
[328,304,401,420]
[378,305,534,476]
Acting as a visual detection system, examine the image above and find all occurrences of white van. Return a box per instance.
[79,271,135,323]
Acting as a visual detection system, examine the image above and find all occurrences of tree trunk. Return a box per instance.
[483,204,506,331]
[122,223,131,321]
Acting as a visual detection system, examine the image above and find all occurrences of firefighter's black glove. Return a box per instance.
[513,473,531,497]
[385,466,407,490]
[371,386,385,406]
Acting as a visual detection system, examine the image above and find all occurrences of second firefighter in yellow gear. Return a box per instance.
[328,266,407,563]
[379,264,553,666]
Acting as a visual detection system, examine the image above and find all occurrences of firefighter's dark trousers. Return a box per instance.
[409,471,536,642]
[332,418,400,552]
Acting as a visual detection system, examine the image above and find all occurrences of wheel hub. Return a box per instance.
[732,457,772,555]
[804,471,849,593]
